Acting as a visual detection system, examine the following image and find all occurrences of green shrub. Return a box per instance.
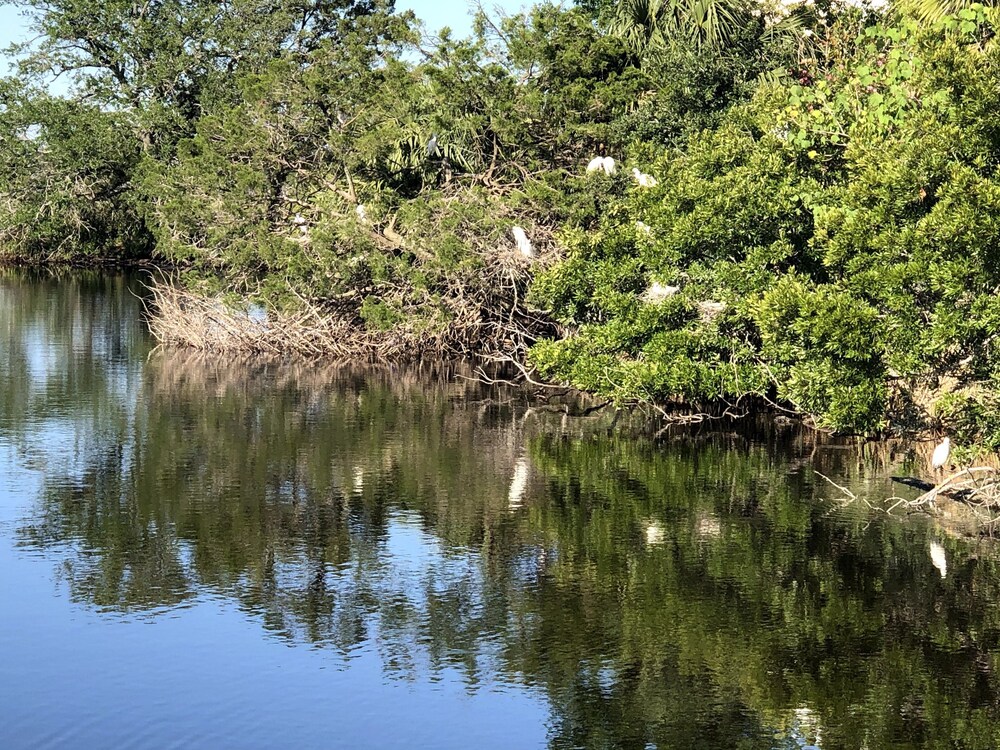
[0,83,149,260]
[529,9,1000,436]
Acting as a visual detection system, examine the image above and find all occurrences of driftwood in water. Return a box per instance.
[821,467,1000,535]
[911,467,1000,509]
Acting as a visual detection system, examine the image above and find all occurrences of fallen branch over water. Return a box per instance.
[816,465,1000,535]
[913,467,1000,508]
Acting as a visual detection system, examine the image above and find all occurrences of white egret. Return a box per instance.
[642,281,679,304]
[929,540,947,578]
[586,156,615,175]
[931,436,951,473]
[631,167,658,188]
[355,203,368,223]
[512,226,535,258]
[426,133,440,157]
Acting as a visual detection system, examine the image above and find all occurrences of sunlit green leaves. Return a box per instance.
[529,8,1000,437]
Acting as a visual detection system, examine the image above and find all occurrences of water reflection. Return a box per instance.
[3,271,1000,749]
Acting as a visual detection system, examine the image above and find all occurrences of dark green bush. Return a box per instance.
[0,83,149,260]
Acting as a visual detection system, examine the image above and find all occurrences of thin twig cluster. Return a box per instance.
[146,246,560,364]
[816,466,1000,531]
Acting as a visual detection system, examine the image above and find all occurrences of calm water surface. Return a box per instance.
[1,272,998,750]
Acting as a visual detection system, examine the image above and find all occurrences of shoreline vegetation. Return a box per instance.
[146,247,557,362]
[5,0,1000,453]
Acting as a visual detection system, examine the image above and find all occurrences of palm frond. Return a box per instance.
[763,5,823,63]
[896,0,974,24]
[608,0,751,53]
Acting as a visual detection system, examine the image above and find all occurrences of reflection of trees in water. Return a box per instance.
[518,435,1000,749]
[0,270,147,479]
[8,272,1000,748]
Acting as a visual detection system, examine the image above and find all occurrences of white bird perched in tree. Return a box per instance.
[642,281,679,304]
[426,133,440,158]
[931,436,951,473]
[632,167,658,188]
[355,203,368,223]
[585,156,616,176]
[512,226,535,258]
[929,540,947,578]
[635,221,652,235]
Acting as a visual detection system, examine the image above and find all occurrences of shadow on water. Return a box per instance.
[4,269,1000,749]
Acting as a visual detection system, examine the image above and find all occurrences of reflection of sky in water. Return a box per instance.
[0,275,552,748]
[0,442,41,525]
[2,483,551,748]
[8,297,144,485]
[1,540,550,749]
[384,510,451,581]
[23,328,59,383]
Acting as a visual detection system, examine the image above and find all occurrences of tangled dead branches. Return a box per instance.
[816,467,1000,533]
[908,467,1000,514]
[145,250,559,363]
[148,282,390,359]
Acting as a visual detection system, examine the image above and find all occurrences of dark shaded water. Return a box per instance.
[0,272,997,749]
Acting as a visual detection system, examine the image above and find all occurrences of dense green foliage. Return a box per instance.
[3,0,1000,441]
[530,6,1000,440]
[0,0,782,260]
[0,82,148,259]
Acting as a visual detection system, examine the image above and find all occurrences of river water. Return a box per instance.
[0,271,996,749]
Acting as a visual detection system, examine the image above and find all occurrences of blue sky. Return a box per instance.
[401,0,527,35]
[0,6,30,53]
[0,0,528,72]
